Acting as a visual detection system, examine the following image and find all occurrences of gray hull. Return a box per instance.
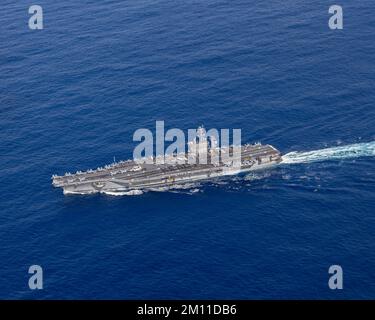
[52,144,281,195]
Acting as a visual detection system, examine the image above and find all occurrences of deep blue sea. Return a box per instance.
[1,0,375,299]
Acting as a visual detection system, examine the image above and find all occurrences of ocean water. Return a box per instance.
[1,0,375,299]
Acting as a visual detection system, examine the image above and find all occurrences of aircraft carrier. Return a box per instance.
[52,128,282,195]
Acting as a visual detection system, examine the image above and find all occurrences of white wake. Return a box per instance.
[102,190,144,196]
[281,141,375,164]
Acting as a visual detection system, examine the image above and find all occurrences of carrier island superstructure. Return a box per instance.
[52,127,282,195]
